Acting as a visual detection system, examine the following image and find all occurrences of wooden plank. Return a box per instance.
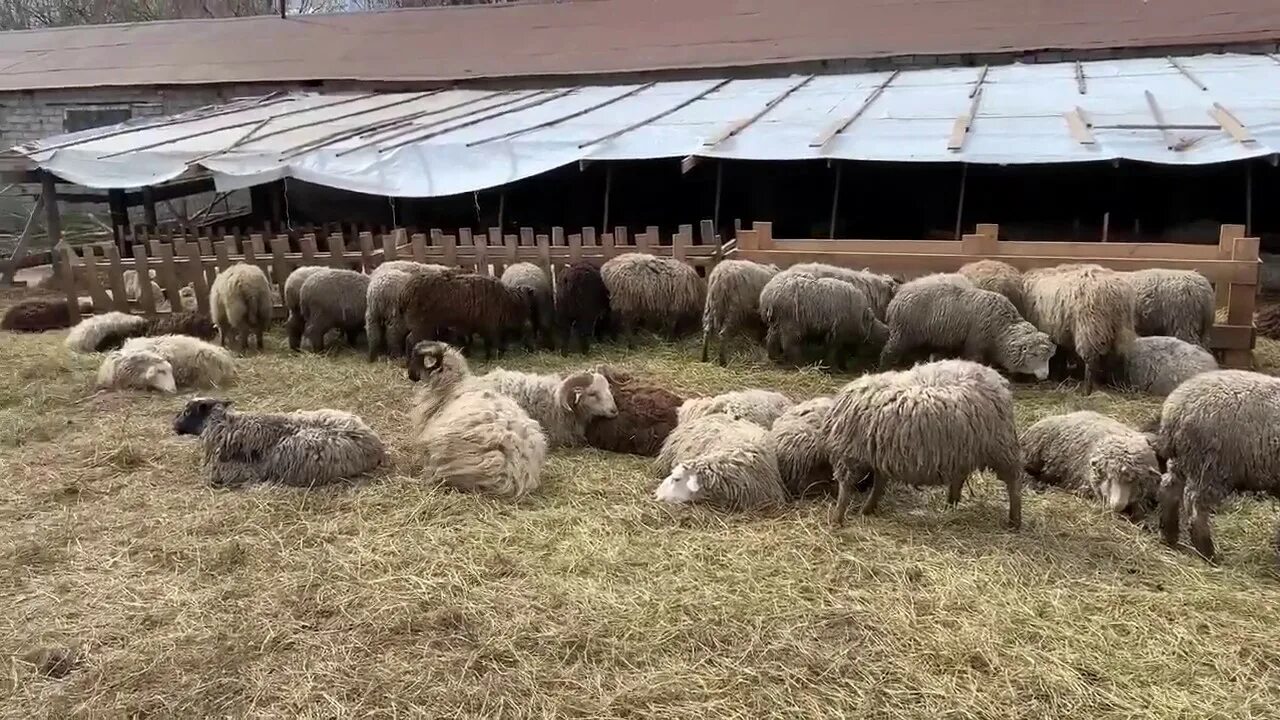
[376,88,579,154]
[1065,108,1096,145]
[101,244,131,312]
[674,225,691,262]
[614,227,628,250]
[489,229,505,276]
[41,172,62,248]
[699,219,716,246]
[969,65,989,98]
[178,242,210,316]
[60,248,81,322]
[358,232,375,271]
[1215,224,1246,308]
[80,246,111,313]
[474,229,490,275]
[1168,57,1208,91]
[326,234,346,269]
[442,229,459,269]
[198,238,213,257]
[1075,61,1087,95]
[299,234,318,268]
[1227,235,1260,327]
[506,231,520,264]
[568,232,583,263]
[382,232,399,264]
[410,233,428,264]
[810,70,899,148]
[1209,103,1255,145]
[578,78,733,148]
[948,88,982,152]
[1208,324,1254,351]
[1145,90,1178,151]
[599,230,616,260]
[536,233,552,277]
[467,82,657,146]
[132,244,158,314]
[155,243,183,313]
[703,75,815,149]
[270,236,293,293]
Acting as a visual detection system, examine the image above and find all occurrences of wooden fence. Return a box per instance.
[730,222,1259,368]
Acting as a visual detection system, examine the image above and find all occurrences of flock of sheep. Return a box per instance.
[6,247,1277,563]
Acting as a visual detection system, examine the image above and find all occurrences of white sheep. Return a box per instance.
[654,413,789,511]
[677,389,793,430]
[64,312,147,354]
[1021,410,1159,515]
[1022,264,1136,394]
[97,349,177,393]
[474,368,618,448]
[209,262,273,351]
[119,334,237,389]
[1127,269,1215,346]
[700,259,778,366]
[769,396,836,497]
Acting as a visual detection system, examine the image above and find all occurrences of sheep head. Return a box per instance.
[998,323,1056,381]
[556,371,618,420]
[1088,436,1161,515]
[655,463,701,504]
[173,397,232,436]
[111,350,177,394]
[407,341,468,386]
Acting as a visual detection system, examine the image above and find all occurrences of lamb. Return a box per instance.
[600,253,704,346]
[759,269,888,370]
[474,367,618,448]
[583,367,683,457]
[1152,370,1280,560]
[958,259,1026,315]
[2,298,93,332]
[64,312,147,353]
[555,262,612,355]
[769,396,836,497]
[119,334,237,389]
[786,262,899,319]
[1102,335,1218,396]
[879,273,1056,380]
[209,262,273,351]
[1020,411,1159,515]
[654,413,789,511]
[406,341,547,499]
[1022,264,1136,394]
[823,359,1022,528]
[365,261,448,361]
[96,349,177,393]
[287,268,370,352]
[700,259,778,366]
[173,397,386,488]
[677,389,793,430]
[1127,269,1215,346]
[500,262,555,349]
[402,271,533,361]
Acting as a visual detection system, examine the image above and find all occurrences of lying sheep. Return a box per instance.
[365,262,448,361]
[701,259,778,366]
[654,413,789,511]
[87,311,218,352]
[770,396,836,497]
[2,298,93,332]
[1153,370,1280,561]
[475,367,617,448]
[406,341,547,499]
[555,262,612,355]
[879,273,1055,380]
[119,334,237,389]
[787,262,899,319]
[1103,335,1218,396]
[173,397,386,488]
[209,263,273,351]
[402,271,532,361]
[501,263,555,349]
[600,253,704,346]
[288,268,370,353]
[759,270,887,370]
[677,389,793,430]
[583,367,683,457]
[1021,411,1159,515]
[1023,264,1136,394]
[958,260,1025,315]
[824,359,1022,528]
[65,312,147,353]
[1127,269,1215,346]
[97,349,177,393]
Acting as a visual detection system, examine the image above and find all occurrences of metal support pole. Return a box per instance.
[713,161,724,235]
[41,171,62,249]
[602,164,613,232]
[828,161,843,239]
[1246,162,1254,235]
[953,163,968,240]
[497,191,506,232]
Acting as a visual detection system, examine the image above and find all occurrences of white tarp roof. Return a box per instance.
[15,53,1280,198]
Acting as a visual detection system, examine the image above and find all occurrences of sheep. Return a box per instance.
[287,268,370,353]
[555,262,612,355]
[600,253,704,346]
[2,298,93,332]
[283,266,326,322]
[1127,269,1215,346]
[64,312,147,353]
[583,367,683,456]
[122,269,157,301]
[823,359,1022,528]
[96,349,177,393]
[474,367,618,448]
[1152,370,1280,561]
[406,341,547,499]
[501,262,555,349]
[759,270,888,370]
[91,311,219,352]
[209,262,273,351]
[769,396,836,497]
[178,284,198,312]
[173,397,386,488]
[958,260,1025,314]
[654,413,789,511]
[1022,264,1136,394]
[677,389,793,430]
[365,262,448,361]
[402,271,533,361]
[119,334,236,389]
[700,259,778,366]
[879,273,1056,380]
[786,262,899,319]
[1020,410,1159,516]
[1257,302,1280,341]
[1102,335,1218,396]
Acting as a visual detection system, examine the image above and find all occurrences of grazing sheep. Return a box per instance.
[173,397,386,488]
[824,359,1022,528]
[1021,411,1159,515]
[1023,264,1136,394]
[501,262,555,349]
[654,413,789,511]
[555,262,612,355]
[677,389,792,429]
[92,311,218,352]
[406,341,547,499]
[120,334,236,389]
[879,273,1056,380]
[64,312,147,353]
[787,262,899,319]
[701,259,778,366]
[1127,269,1215,346]
[288,268,370,352]
[96,349,177,393]
[958,259,1025,314]
[1103,335,1218,396]
[600,253,704,346]
[209,263,272,351]
[365,262,448,361]
[1153,370,1280,560]
[770,396,836,497]
[1256,302,1280,341]
[475,367,618,448]
[584,367,683,456]
[283,266,326,321]
[759,270,888,370]
[402,271,533,361]
[2,298,92,332]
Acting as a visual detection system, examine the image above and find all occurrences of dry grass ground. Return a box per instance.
[4,291,1280,718]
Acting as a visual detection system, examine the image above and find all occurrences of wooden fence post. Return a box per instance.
[155,243,183,313]
[1224,232,1260,369]
[754,222,774,250]
[1216,224,1246,309]
[132,244,157,315]
[60,247,81,324]
[102,244,130,313]
[960,223,999,257]
[185,241,212,316]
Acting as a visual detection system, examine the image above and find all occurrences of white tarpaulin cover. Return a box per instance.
[15,53,1280,198]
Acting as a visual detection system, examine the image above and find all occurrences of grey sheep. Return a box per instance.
[600,253,704,346]
[1021,410,1159,515]
[283,266,326,322]
[1127,269,1215,346]
[786,262,899,319]
[173,397,386,488]
[654,413,789,511]
[760,269,888,370]
[1103,335,1218,396]
[1023,264,1136,394]
[880,273,1055,380]
[209,262,273,351]
[769,396,836,497]
[64,312,147,353]
[700,259,778,366]
[1152,370,1280,561]
[501,262,555,349]
[958,260,1026,315]
[823,359,1022,528]
[677,389,793,430]
[119,334,237,389]
[474,367,618,449]
[365,261,448,361]
[288,268,370,353]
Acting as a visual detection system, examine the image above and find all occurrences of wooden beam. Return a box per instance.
[41,171,62,248]
[141,187,157,228]
[1144,90,1178,151]
[328,90,544,157]
[578,78,733,149]
[683,75,814,173]
[1065,107,1096,145]
[970,65,989,99]
[810,70,899,148]
[108,190,129,246]
[1209,102,1255,145]
[375,89,579,154]
[467,82,656,146]
[0,194,44,285]
[1075,61,1087,95]
[1168,57,1208,91]
[948,88,982,152]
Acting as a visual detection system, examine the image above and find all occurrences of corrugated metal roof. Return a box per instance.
[0,0,1278,92]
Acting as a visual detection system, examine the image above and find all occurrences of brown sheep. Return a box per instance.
[401,271,534,361]
[584,367,684,456]
[2,297,92,332]
[94,311,218,352]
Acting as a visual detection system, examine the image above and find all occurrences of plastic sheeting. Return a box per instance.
[15,53,1280,198]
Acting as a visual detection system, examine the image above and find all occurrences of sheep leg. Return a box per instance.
[345,327,362,348]
[1186,493,1216,562]
[765,326,782,361]
[859,473,888,516]
[286,315,304,352]
[255,327,265,351]
[700,327,712,363]
[217,323,233,349]
[238,328,251,353]
[367,321,385,362]
[306,323,326,353]
[1157,470,1185,548]
[998,465,1022,530]
[1082,359,1098,395]
[830,457,871,527]
[946,476,964,507]
[717,325,733,367]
